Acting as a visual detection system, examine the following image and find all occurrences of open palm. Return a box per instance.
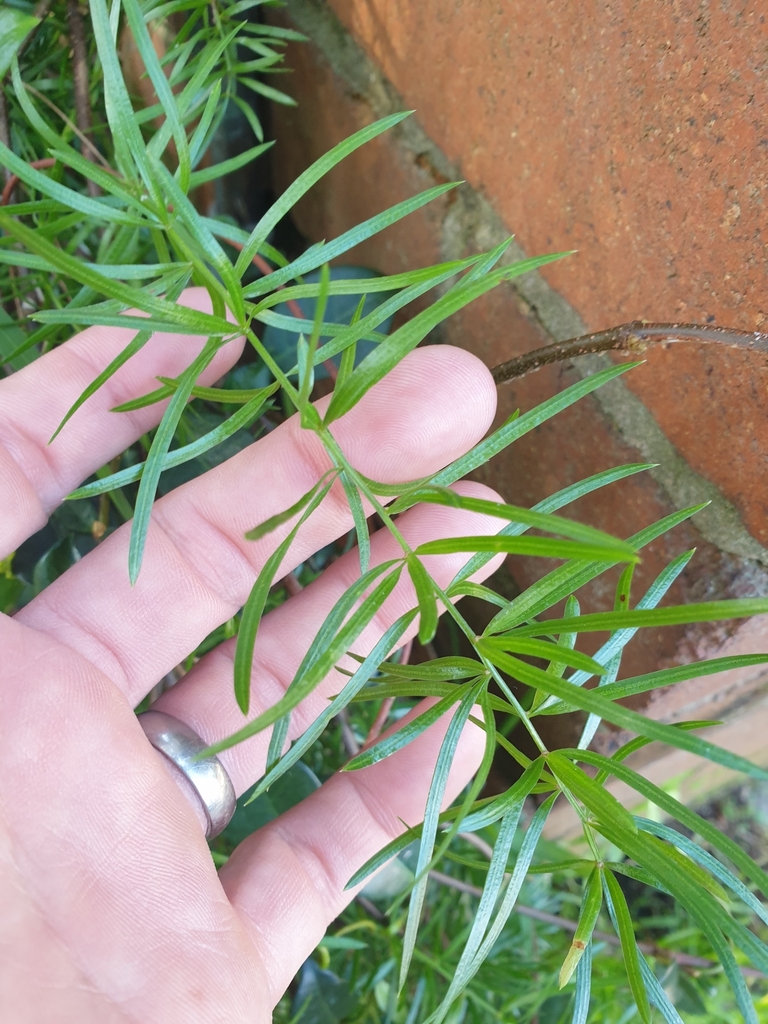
[0,290,503,1022]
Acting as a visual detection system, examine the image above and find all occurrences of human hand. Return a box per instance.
[0,289,503,1022]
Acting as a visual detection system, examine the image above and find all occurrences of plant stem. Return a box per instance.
[492,320,768,385]
[66,0,100,197]
[427,870,765,979]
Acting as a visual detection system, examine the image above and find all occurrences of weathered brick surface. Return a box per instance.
[329,0,767,329]
[322,0,768,570]
[267,2,768,754]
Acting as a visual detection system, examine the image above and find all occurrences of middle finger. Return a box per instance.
[16,345,496,706]
[153,481,505,795]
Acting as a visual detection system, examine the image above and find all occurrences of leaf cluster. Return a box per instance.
[2,5,767,1021]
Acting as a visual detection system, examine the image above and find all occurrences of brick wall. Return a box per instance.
[266,0,768,812]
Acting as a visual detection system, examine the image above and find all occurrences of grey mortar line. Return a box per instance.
[287,0,768,569]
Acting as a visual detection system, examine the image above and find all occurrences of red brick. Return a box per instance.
[267,9,768,739]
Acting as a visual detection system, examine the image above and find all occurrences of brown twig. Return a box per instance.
[491,321,768,385]
[428,869,765,979]
[24,83,110,169]
[0,0,55,187]
[66,0,99,198]
[338,707,361,757]
[281,570,303,597]
[0,157,57,207]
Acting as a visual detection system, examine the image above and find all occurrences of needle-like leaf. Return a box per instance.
[603,869,652,1024]
[559,866,602,988]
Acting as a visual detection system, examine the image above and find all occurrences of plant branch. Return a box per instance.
[24,83,110,168]
[491,321,768,385]
[428,869,765,979]
[0,157,57,207]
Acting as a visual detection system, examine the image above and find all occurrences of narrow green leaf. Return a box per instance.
[566,653,768,712]
[188,142,273,187]
[235,113,413,275]
[362,656,484,681]
[571,941,592,1024]
[508,597,768,638]
[234,476,338,712]
[559,866,602,988]
[487,650,768,782]
[446,581,509,608]
[110,384,175,413]
[298,264,330,415]
[235,537,293,714]
[466,794,557,972]
[245,469,339,541]
[123,0,191,189]
[48,262,190,444]
[416,535,638,562]
[529,596,580,713]
[598,823,763,1023]
[399,679,486,991]
[603,869,652,1024]
[0,141,142,227]
[431,759,544,1023]
[243,184,464,298]
[536,550,694,733]
[148,156,244,322]
[345,830,420,891]
[450,463,655,586]
[0,216,232,335]
[344,684,473,771]
[547,751,637,836]
[347,682,510,715]
[273,261,482,378]
[484,507,705,635]
[45,146,150,216]
[52,330,153,442]
[249,611,417,803]
[638,830,730,903]
[69,389,275,500]
[0,10,39,79]
[407,554,439,646]
[212,564,404,747]
[454,237,514,288]
[339,471,371,575]
[637,818,768,927]
[527,859,595,876]
[295,561,401,683]
[156,377,277,404]
[326,253,570,424]
[564,749,768,896]
[593,721,717,785]
[129,341,219,582]
[637,954,685,1024]
[482,636,607,677]
[392,363,643,511]
[189,79,222,166]
[346,773,545,892]
[90,0,160,196]
[401,486,638,557]
[265,712,290,771]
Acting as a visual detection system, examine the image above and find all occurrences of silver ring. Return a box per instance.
[138,710,236,840]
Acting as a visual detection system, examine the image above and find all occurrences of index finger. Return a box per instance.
[0,288,243,557]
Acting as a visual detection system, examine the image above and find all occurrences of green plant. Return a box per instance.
[2,4,768,1021]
